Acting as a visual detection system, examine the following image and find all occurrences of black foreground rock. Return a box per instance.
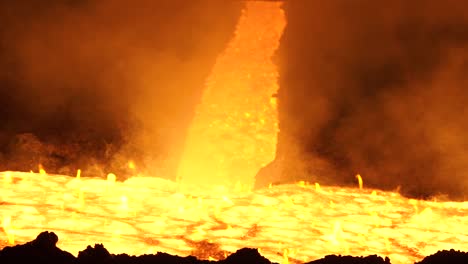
[0,231,74,264]
[305,255,391,264]
[0,232,467,264]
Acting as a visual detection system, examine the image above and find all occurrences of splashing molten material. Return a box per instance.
[0,2,467,264]
[177,1,285,189]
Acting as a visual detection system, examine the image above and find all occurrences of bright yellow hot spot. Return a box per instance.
[2,215,14,245]
[3,172,12,186]
[38,164,47,175]
[177,2,286,189]
[107,173,116,184]
[128,161,136,170]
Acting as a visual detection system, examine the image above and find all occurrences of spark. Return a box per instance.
[356,174,363,190]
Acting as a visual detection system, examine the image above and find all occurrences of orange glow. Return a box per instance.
[1,171,467,264]
[1,2,467,264]
[177,1,286,189]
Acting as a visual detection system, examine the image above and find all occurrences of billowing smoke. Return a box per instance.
[0,0,242,178]
[272,0,468,200]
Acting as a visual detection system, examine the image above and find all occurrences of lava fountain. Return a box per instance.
[176,1,285,189]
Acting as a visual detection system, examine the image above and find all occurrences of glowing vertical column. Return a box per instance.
[177,2,286,188]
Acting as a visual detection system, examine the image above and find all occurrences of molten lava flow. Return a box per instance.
[176,2,286,189]
[1,171,467,264]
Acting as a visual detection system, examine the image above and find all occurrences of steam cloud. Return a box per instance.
[0,0,242,177]
[275,0,468,200]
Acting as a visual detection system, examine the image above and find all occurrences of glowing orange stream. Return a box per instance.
[177,2,285,189]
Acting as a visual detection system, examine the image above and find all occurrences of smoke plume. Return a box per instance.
[275,0,468,200]
[0,0,242,178]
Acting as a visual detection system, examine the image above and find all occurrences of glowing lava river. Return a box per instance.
[1,171,467,264]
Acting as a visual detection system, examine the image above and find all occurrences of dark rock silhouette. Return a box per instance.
[0,231,74,264]
[415,249,468,264]
[306,255,391,264]
[1,232,467,264]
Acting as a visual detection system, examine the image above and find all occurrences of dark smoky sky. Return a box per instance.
[276,0,468,200]
[0,0,243,176]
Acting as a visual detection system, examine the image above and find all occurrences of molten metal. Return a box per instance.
[1,3,467,264]
[177,1,285,189]
[1,171,467,264]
